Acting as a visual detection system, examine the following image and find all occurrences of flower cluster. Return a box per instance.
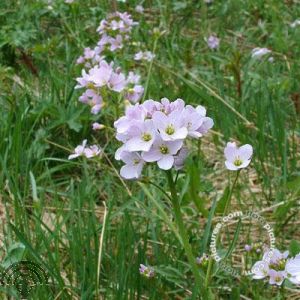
[206,35,220,50]
[224,142,253,171]
[75,12,145,114]
[196,253,209,267]
[68,140,101,160]
[114,98,213,179]
[244,242,265,254]
[251,248,300,286]
[77,12,138,67]
[139,264,155,278]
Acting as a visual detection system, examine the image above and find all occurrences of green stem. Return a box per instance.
[166,171,202,297]
[142,37,158,102]
[223,170,240,217]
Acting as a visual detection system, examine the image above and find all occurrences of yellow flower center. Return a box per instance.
[133,159,140,165]
[165,125,175,135]
[234,157,243,166]
[87,82,95,89]
[142,133,152,142]
[160,145,169,154]
[269,259,286,271]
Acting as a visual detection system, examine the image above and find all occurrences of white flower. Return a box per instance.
[285,256,300,284]
[251,47,271,58]
[135,5,144,13]
[152,110,188,142]
[142,137,183,170]
[120,152,144,179]
[251,261,269,279]
[268,270,286,286]
[84,145,102,158]
[290,20,300,28]
[224,142,253,171]
[125,120,157,152]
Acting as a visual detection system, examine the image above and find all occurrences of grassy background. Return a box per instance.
[0,0,299,299]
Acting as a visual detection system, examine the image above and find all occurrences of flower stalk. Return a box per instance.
[166,171,202,296]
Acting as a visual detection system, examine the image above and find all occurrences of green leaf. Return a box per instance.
[289,240,300,256]
[1,243,26,269]
[215,186,230,214]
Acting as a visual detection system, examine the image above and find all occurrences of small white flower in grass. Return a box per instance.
[68,140,87,160]
[139,264,155,278]
[224,142,253,171]
[120,152,144,179]
[142,137,183,170]
[135,5,144,13]
[134,51,155,62]
[290,20,300,28]
[245,244,252,252]
[251,47,271,58]
[84,145,102,158]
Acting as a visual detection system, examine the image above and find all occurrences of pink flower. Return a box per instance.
[89,61,113,87]
[68,140,102,159]
[68,140,87,159]
[108,71,126,92]
[114,98,213,176]
[79,89,103,114]
[75,70,90,89]
[125,120,156,152]
[224,142,253,170]
[110,35,123,51]
[174,147,189,170]
[125,85,144,103]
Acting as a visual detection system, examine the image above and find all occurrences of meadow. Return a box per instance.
[0,0,300,299]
